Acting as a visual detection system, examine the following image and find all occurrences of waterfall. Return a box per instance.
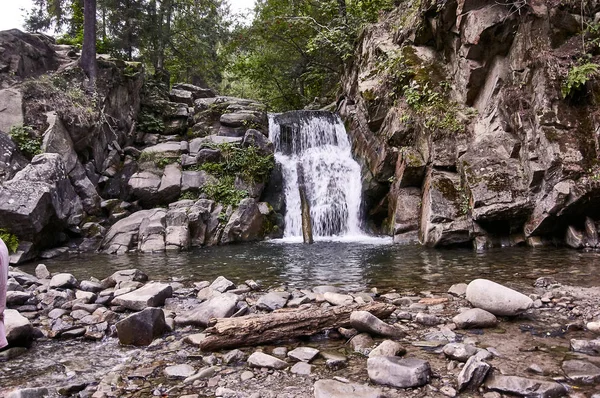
[269,111,365,239]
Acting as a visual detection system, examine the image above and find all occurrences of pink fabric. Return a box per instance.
[0,238,8,348]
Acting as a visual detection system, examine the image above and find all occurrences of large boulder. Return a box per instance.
[174,293,238,327]
[367,357,431,388]
[220,198,265,244]
[466,279,533,316]
[485,373,567,397]
[0,153,83,250]
[111,282,173,311]
[4,309,34,347]
[115,307,167,346]
[100,209,167,254]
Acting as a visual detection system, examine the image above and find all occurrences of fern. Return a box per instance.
[0,229,19,253]
[562,63,600,98]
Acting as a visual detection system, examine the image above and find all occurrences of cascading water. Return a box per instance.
[269,111,365,239]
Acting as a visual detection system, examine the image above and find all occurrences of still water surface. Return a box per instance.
[23,241,600,292]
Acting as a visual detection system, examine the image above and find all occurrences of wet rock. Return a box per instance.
[272,347,288,358]
[209,276,235,293]
[323,292,354,306]
[313,379,384,398]
[290,362,312,375]
[183,366,219,384]
[49,273,78,289]
[443,343,478,362]
[453,308,498,329]
[164,364,196,379]
[6,388,50,398]
[565,225,584,249]
[175,293,238,327]
[103,269,148,288]
[220,198,265,244]
[350,333,375,355]
[313,285,340,294]
[457,356,491,392]
[570,339,600,355]
[111,282,173,311]
[288,347,319,362]
[448,283,468,296]
[61,327,86,338]
[247,352,288,369]
[485,374,567,397]
[256,291,289,311]
[466,279,533,316]
[35,264,50,279]
[6,291,31,306]
[322,352,348,370]
[80,280,103,293]
[223,349,245,364]
[367,357,431,388]
[562,360,600,384]
[588,321,600,334]
[115,307,167,346]
[350,310,405,337]
[415,312,441,326]
[368,340,406,358]
[4,309,34,347]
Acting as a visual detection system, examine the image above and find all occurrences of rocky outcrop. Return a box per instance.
[340,1,600,249]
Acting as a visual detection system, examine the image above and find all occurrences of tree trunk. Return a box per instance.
[199,302,396,351]
[297,162,313,244]
[337,0,347,20]
[80,0,97,85]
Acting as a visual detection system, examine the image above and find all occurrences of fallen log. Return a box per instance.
[199,302,396,352]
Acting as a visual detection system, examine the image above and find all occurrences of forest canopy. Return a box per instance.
[24,0,393,111]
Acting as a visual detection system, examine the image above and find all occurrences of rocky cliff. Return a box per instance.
[0,30,281,262]
[340,0,600,249]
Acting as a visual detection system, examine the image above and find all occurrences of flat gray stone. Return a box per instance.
[313,379,384,398]
[443,343,478,362]
[111,282,173,311]
[466,279,532,316]
[570,339,600,355]
[247,352,288,370]
[453,308,498,329]
[323,292,354,306]
[448,283,468,296]
[256,291,289,311]
[175,293,238,327]
[49,273,78,289]
[209,276,235,293]
[562,360,600,384]
[485,374,567,398]
[290,362,312,375]
[367,357,431,388]
[288,347,320,362]
[164,364,196,379]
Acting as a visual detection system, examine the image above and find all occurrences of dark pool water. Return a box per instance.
[21,240,600,293]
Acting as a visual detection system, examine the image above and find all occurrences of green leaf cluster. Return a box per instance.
[0,229,19,253]
[199,143,275,184]
[562,62,600,98]
[202,175,248,207]
[8,125,43,160]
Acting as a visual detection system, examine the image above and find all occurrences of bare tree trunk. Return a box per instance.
[199,302,396,351]
[337,0,347,20]
[80,0,97,85]
[297,162,313,244]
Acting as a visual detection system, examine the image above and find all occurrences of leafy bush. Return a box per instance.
[562,62,600,98]
[202,175,248,207]
[137,111,165,133]
[200,143,274,183]
[0,229,19,253]
[8,125,42,159]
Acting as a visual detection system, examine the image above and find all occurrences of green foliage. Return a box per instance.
[138,151,178,169]
[199,143,275,184]
[179,191,199,201]
[562,62,600,98]
[137,111,165,133]
[0,229,19,253]
[202,175,248,207]
[8,125,42,159]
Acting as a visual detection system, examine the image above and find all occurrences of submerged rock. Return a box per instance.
[466,279,532,316]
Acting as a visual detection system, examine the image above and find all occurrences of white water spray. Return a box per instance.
[269,111,366,240]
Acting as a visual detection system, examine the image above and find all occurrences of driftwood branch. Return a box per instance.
[199,302,396,352]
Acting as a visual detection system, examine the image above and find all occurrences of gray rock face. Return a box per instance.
[453,308,498,329]
[466,279,533,316]
[4,309,34,347]
[247,352,288,370]
[350,310,405,337]
[0,154,83,248]
[220,198,265,244]
[570,339,600,355]
[6,387,50,398]
[367,357,431,388]
[175,293,238,327]
[457,356,491,392]
[0,131,28,184]
[368,340,406,358]
[111,283,173,311]
[562,360,600,384]
[313,379,384,398]
[485,374,567,398]
[323,292,354,306]
[116,307,167,346]
[256,291,289,311]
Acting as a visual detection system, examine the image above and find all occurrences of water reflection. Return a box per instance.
[21,243,600,292]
